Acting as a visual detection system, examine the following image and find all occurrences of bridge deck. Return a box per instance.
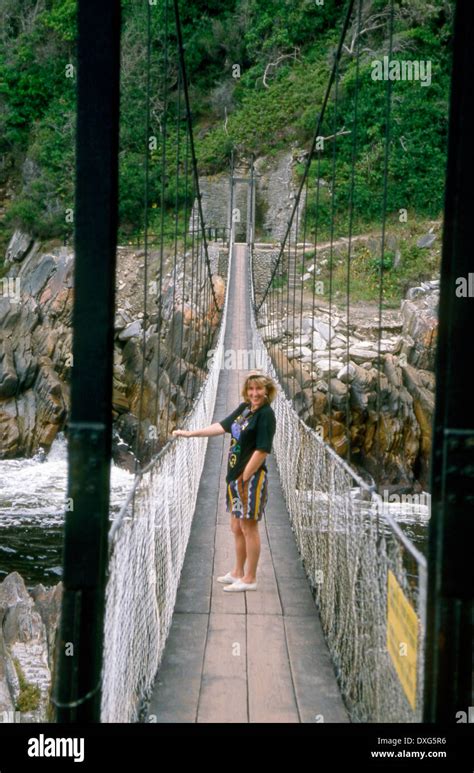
[147,244,349,723]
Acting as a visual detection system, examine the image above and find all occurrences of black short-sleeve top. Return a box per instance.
[219,401,276,483]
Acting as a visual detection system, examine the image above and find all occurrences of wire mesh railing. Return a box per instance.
[101,211,233,723]
[100,0,232,722]
[247,0,433,720]
[250,238,428,722]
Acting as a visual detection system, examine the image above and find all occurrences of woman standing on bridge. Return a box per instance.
[172,372,277,592]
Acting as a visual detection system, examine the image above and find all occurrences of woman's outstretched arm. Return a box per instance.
[172,423,225,438]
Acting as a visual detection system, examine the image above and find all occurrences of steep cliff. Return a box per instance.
[0,232,225,464]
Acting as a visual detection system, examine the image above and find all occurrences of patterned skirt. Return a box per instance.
[226,468,269,521]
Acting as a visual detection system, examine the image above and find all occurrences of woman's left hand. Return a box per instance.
[172,429,190,438]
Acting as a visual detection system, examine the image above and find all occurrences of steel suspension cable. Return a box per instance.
[152,0,169,443]
[255,0,356,313]
[299,176,310,403]
[188,176,197,399]
[133,0,152,486]
[327,54,340,450]
[173,0,219,314]
[344,0,363,465]
[311,152,322,428]
[177,118,190,393]
[375,0,395,493]
[165,63,183,441]
[292,195,300,393]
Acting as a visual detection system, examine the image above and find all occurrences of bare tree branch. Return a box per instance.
[343,21,386,55]
[342,2,393,57]
[319,128,352,142]
[259,48,301,88]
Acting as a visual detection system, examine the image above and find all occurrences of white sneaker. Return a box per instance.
[216,572,242,584]
[223,579,257,592]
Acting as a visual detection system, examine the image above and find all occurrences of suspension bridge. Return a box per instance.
[146,241,349,724]
[51,0,473,726]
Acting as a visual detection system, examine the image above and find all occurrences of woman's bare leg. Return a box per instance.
[239,520,260,583]
[230,516,245,577]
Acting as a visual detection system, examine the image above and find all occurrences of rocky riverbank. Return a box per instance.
[0,231,226,465]
[259,281,438,492]
[0,572,61,722]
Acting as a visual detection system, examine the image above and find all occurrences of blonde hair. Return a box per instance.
[241,372,277,404]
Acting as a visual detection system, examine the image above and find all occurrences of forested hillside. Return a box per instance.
[0,0,453,259]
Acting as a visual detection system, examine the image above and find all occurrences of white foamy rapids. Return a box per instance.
[0,433,134,528]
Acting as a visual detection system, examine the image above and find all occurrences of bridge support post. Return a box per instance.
[228,151,234,246]
[246,175,251,246]
[423,0,474,723]
[52,0,121,722]
[246,161,255,247]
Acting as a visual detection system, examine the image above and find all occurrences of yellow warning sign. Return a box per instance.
[387,570,419,710]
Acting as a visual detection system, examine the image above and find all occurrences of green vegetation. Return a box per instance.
[13,657,41,713]
[296,217,441,305]
[0,0,454,275]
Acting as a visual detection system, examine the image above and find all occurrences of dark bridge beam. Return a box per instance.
[424,0,474,723]
[53,0,121,722]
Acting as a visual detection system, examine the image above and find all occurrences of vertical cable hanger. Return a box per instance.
[299,176,310,403]
[173,0,219,314]
[153,0,169,447]
[311,152,322,429]
[375,0,395,496]
[165,59,183,441]
[133,0,153,484]
[327,51,341,453]
[344,0,363,465]
[255,0,357,313]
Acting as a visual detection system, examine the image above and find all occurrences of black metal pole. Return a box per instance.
[423,0,474,723]
[53,0,121,722]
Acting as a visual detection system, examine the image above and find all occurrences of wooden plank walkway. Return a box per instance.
[147,243,349,723]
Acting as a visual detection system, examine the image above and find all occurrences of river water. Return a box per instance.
[0,434,133,588]
[0,434,430,589]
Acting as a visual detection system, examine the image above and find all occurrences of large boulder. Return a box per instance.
[400,294,438,370]
[0,573,62,722]
[4,230,40,266]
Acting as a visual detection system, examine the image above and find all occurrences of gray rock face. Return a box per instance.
[281,316,300,335]
[0,237,224,461]
[118,320,142,341]
[0,339,18,397]
[400,296,437,370]
[189,175,233,235]
[313,320,336,342]
[114,309,132,331]
[263,284,438,490]
[255,151,306,242]
[0,573,62,722]
[348,347,381,364]
[0,248,72,458]
[260,323,283,343]
[416,233,437,248]
[316,359,344,377]
[5,231,40,266]
[311,331,327,350]
[328,378,348,407]
[286,345,312,359]
[293,334,311,347]
[190,152,307,293]
[21,256,56,297]
[337,363,356,383]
